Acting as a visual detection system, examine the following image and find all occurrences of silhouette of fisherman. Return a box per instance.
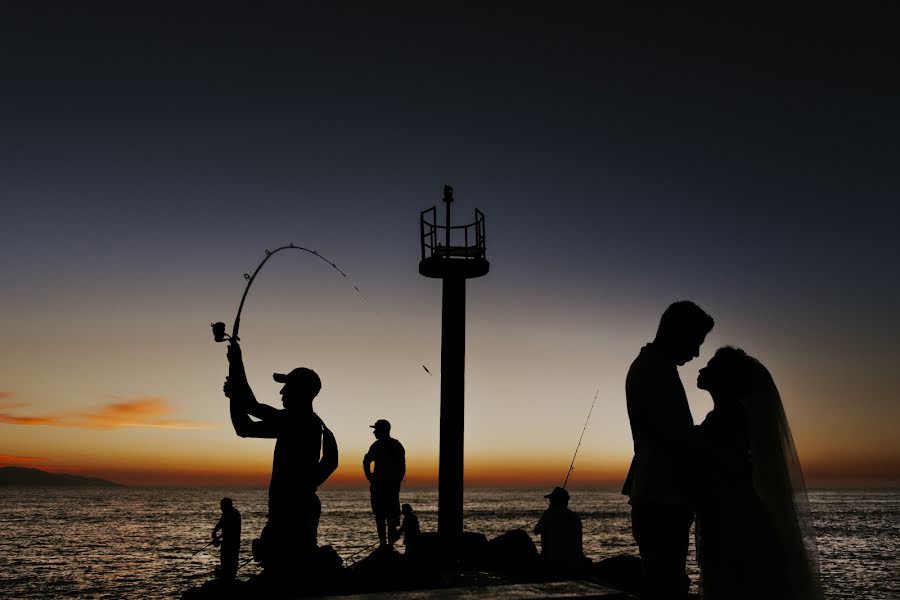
[212,497,241,582]
[396,503,421,554]
[534,487,588,574]
[363,419,406,548]
[223,343,338,574]
[622,300,714,600]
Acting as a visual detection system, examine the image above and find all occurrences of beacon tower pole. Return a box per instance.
[419,186,489,545]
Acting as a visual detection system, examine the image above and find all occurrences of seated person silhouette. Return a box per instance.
[363,419,406,548]
[212,497,241,582]
[224,343,338,573]
[534,487,589,574]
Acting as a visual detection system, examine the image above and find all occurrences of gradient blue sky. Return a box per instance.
[1,3,897,485]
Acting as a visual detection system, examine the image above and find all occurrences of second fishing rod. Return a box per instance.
[513,388,600,533]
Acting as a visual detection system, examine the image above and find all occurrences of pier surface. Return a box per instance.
[311,581,635,600]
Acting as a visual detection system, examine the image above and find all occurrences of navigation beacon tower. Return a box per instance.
[419,185,489,543]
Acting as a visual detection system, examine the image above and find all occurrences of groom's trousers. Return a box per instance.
[631,502,694,600]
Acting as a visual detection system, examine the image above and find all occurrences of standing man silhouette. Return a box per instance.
[224,343,338,573]
[363,419,406,548]
[212,497,241,582]
[622,301,714,600]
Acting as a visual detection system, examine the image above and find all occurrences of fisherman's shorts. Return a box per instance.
[370,485,401,520]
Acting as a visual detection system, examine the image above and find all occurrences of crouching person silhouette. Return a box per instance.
[223,342,338,578]
[397,503,421,555]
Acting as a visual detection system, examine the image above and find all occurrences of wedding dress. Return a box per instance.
[696,358,824,600]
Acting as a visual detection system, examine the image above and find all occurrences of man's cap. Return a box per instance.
[273,368,321,392]
[544,487,569,501]
[370,419,391,431]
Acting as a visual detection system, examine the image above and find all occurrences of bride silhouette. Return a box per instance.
[695,347,824,600]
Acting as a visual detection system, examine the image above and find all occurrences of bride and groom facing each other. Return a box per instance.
[623,301,823,600]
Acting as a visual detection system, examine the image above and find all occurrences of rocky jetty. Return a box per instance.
[181,530,644,599]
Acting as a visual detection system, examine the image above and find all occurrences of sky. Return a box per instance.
[1,3,898,488]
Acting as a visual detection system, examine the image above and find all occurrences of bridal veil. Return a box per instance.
[739,359,825,600]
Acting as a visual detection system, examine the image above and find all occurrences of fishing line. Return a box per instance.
[351,283,435,377]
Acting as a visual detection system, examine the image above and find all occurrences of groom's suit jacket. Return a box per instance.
[622,343,696,507]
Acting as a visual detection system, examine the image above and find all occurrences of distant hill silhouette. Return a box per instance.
[0,466,124,487]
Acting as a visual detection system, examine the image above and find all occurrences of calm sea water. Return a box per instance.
[0,487,896,599]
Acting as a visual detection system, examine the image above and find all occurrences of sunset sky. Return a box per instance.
[1,4,897,488]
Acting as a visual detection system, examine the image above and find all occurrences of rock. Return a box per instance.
[181,545,351,599]
[457,532,489,569]
[350,545,441,592]
[589,554,642,595]
[478,529,540,573]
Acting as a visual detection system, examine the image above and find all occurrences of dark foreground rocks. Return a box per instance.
[182,532,643,599]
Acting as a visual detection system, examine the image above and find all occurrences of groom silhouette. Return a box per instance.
[623,301,714,600]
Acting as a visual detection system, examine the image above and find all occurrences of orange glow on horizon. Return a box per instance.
[802,458,900,486]
[0,454,49,465]
[5,453,894,488]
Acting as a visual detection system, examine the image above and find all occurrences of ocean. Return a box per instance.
[0,487,896,599]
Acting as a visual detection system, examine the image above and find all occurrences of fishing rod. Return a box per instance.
[562,388,599,489]
[510,389,600,533]
[174,540,215,568]
[235,555,256,573]
[343,540,380,565]
[211,244,352,345]
[211,243,432,375]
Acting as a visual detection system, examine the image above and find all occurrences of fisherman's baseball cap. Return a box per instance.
[273,368,321,394]
[544,487,569,501]
[370,419,391,431]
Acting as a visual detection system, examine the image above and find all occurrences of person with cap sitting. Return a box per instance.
[223,343,338,573]
[212,497,242,582]
[363,419,406,548]
[534,487,589,574]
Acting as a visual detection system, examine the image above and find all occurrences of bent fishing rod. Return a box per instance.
[210,243,431,374]
[562,388,599,489]
[211,244,351,345]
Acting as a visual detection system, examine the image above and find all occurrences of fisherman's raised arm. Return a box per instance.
[224,343,281,438]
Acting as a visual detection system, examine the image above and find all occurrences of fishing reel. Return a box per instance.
[211,322,237,343]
